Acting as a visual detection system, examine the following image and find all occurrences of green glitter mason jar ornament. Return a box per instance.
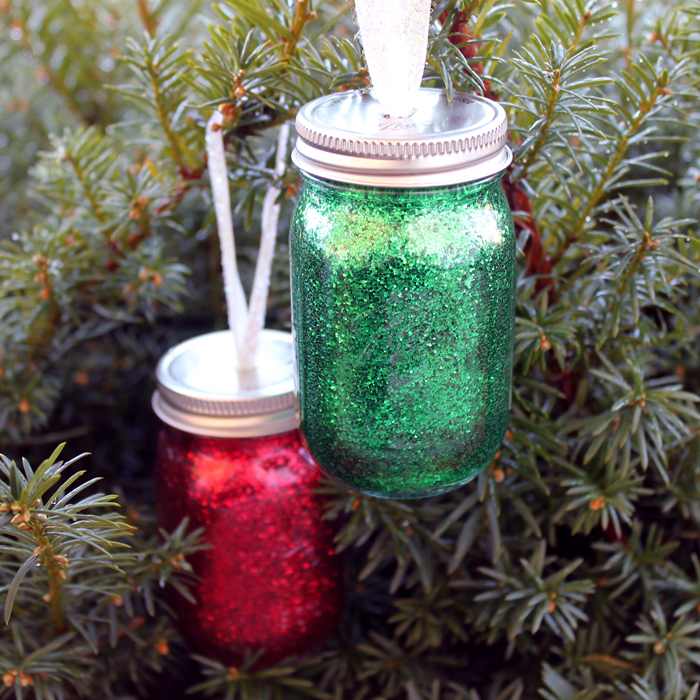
[290,88,515,499]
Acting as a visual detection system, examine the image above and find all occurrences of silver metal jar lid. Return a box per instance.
[152,330,297,438]
[292,88,511,188]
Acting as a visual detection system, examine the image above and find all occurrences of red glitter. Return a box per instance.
[154,425,343,667]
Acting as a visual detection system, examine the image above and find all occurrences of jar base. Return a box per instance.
[319,464,485,500]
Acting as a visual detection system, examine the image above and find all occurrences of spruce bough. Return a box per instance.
[1,0,700,698]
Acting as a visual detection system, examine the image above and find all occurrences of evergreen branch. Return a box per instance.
[390,584,468,649]
[593,521,677,605]
[452,540,595,643]
[0,444,204,697]
[36,128,119,229]
[1,2,101,126]
[627,601,700,697]
[515,3,607,181]
[189,652,331,699]
[322,487,445,594]
[0,445,129,629]
[119,37,195,171]
[554,65,676,263]
[1,0,700,695]
[578,197,700,347]
[61,154,106,225]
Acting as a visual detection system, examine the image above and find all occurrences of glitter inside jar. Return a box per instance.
[290,175,515,498]
[154,425,343,666]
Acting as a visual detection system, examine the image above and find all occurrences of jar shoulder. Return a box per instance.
[154,428,318,499]
[291,180,514,261]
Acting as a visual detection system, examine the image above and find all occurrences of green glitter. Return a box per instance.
[290,174,515,499]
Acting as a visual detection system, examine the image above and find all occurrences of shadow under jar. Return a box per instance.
[290,88,516,499]
[152,330,343,667]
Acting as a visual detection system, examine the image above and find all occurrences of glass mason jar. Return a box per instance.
[152,330,343,667]
[290,89,515,499]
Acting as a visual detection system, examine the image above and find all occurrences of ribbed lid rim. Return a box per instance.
[153,330,298,437]
[292,88,511,187]
[156,382,295,417]
[296,96,507,159]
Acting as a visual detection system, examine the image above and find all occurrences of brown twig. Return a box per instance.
[149,69,187,170]
[283,0,311,58]
[136,0,158,38]
[31,523,68,632]
[63,153,106,224]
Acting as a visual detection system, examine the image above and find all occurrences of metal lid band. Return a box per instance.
[153,330,298,438]
[293,88,511,187]
[292,141,512,188]
[152,391,298,438]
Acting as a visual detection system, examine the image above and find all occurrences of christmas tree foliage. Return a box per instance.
[1,0,700,697]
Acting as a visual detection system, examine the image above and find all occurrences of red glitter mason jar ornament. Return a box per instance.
[152,329,343,667]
